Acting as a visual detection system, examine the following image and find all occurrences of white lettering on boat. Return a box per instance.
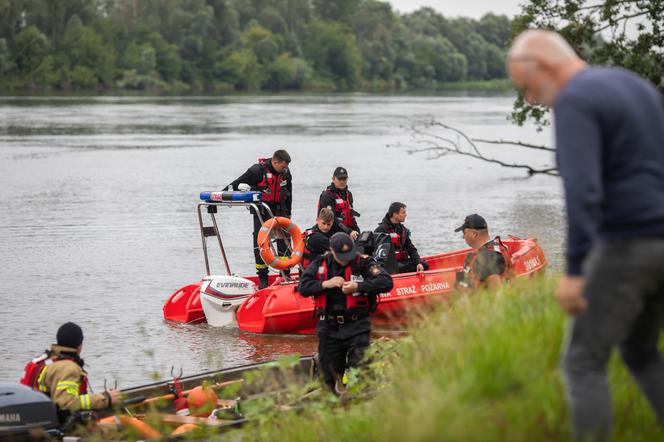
[379,292,392,299]
[524,256,541,271]
[0,413,21,423]
[396,285,417,296]
[215,282,250,289]
[420,282,450,292]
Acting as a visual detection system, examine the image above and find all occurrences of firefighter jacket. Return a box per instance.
[36,345,111,412]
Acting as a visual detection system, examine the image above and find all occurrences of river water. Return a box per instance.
[0,94,564,390]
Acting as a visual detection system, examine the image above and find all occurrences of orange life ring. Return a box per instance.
[257,217,305,270]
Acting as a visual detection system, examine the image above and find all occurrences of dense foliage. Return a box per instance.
[511,0,664,127]
[0,0,512,92]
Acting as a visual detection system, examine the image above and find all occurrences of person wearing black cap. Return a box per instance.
[299,232,393,393]
[318,166,361,240]
[454,214,510,290]
[20,322,120,416]
[375,202,429,274]
[225,149,293,289]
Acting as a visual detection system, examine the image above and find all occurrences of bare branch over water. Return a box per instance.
[391,119,559,177]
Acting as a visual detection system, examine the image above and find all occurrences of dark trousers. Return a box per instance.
[562,239,664,441]
[397,260,429,274]
[251,207,287,275]
[317,318,371,391]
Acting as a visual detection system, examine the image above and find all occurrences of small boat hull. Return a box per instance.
[236,237,547,335]
[163,283,205,324]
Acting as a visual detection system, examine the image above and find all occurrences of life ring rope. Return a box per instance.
[257,217,305,270]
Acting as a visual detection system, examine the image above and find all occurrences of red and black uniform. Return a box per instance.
[456,237,511,289]
[227,158,292,276]
[375,215,429,274]
[299,253,393,392]
[318,184,360,234]
[302,225,331,270]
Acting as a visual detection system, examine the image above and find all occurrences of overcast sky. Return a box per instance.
[387,0,522,18]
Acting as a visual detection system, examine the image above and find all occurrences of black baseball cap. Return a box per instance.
[330,232,357,261]
[454,214,487,232]
[333,167,348,179]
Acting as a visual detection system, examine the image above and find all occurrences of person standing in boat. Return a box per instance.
[318,167,361,240]
[20,322,120,418]
[454,214,510,290]
[508,30,664,441]
[301,207,335,270]
[226,149,292,289]
[299,232,393,394]
[375,202,429,274]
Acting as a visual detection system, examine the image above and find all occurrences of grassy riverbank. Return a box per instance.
[237,276,663,441]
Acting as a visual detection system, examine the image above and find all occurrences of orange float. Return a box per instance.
[171,423,199,435]
[103,415,162,439]
[256,217,304,270]
[187,385,217,417]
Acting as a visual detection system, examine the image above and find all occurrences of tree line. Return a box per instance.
[0,0,512,92]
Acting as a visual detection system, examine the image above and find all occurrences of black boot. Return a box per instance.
[258,271,269,289]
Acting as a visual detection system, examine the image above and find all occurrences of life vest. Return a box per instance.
[302,228,316,269]
[313,254,375,314]
[385,224,408,261]
[256,158,285,204]
[457,237,513,288]
[321,188,353,228]
[20,351,88,396]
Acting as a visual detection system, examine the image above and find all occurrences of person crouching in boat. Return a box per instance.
[301,207,335,270]
[454,214,511,290]
[299,232,393,394]
[374,202,429,274]
[20,322,120,421]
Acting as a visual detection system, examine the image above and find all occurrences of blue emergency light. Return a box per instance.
[200,191,262,203]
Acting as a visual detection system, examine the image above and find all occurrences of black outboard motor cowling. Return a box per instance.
[355,231,397,274]
[0,382,60,441]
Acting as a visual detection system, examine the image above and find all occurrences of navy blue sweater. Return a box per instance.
[554,67,664,275]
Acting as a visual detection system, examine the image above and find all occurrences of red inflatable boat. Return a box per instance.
[235,236,546,334]
[162,192,547,334]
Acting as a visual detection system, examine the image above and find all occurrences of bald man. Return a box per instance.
[508,30,664,441]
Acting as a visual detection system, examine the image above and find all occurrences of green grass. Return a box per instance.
[236,275,664,442]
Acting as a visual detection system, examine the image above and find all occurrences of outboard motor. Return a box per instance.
[0,382,61,441]
[355,231,397,274]
[198,275,257,327]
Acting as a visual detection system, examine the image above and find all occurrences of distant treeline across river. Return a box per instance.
[0,0,512,93]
